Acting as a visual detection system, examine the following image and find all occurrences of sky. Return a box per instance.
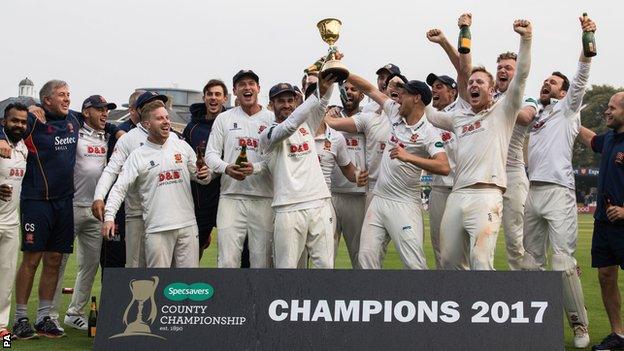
[0,0,622,109]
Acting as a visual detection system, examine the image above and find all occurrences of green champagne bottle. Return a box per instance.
[582,13,597,57]
[458,25,471,54]
[88,296,98,338]
[235,144,248,166]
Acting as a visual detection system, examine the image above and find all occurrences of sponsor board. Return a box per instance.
[95,269,563,351]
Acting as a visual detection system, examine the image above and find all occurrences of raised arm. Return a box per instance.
[426,29,460,73]
[347,73,389,108]
[504,19,533,116]
[564,16,596,114]
[324,113,358,133]
[577,126,596,148]
[424,106,454,131]
[457,13,472,102]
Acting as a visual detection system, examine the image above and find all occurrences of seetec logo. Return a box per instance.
[164,283,214,302]
[2,333,10,348]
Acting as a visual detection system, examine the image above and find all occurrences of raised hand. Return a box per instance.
[513,19,532,39]
[458,13,472,28]
[579,15,597,32]
[426,29,446,44]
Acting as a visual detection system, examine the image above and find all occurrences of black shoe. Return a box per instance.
[11,317,38,340]
[593,333,624,350]
[34,316,66,338]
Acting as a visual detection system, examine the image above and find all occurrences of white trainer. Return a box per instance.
[63,315,87,331]
[573,324,590,349]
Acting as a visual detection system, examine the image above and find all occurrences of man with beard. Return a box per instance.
[425,19,532,271]
[102,100,211,268]
[63,96,117,331]
[205,70,273,268]
[577,92,624,351]
[0,80,121,340]
[520,15,597,348]
[362,64,401,114]
[325,82,368,268]
[347,73,449,270]
[259,77,336,269]
[183,79,227,259]
[0,104,28,340]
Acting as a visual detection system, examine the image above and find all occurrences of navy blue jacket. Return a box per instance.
[592,130,624,225]
[0,109,119,201]
[183,103,221,214]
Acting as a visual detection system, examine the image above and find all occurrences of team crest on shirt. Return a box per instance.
[616,152,624,165]
[46,125,54,134]
[299,128,308,136]
[68,123,74,133]
[324,140,332,151]
[410,133,419,143]
[174,153,183,163]
[258,125,267,133]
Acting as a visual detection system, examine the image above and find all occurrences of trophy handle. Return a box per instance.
[122,279,136,326]
[147,276,159,324]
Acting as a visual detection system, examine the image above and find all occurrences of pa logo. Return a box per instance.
[2,333,10,348]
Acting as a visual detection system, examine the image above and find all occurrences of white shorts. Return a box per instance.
[216,197,273,268]
[440,188,503,270]
[273,199,335,269]
[358,196,426,270]
[144,225,199,268]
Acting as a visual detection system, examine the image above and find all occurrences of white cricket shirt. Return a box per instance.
[330,110,366,194]
[315,125,351,190]
[74,125,107,207]
[352,111,391,192]
[0,139,27,229]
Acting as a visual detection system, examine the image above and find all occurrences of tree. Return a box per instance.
[573,84,623,167]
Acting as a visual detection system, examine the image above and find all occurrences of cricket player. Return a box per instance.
[205,70,274,268]
[425,18,532,271]
[102,99,211,268]
[92,91,169,268]
[0,104,28,340]
[347,73,449,270]
[315,122,366,191]
[577,92,624,351]
[362,63,402,114]
[520,15,597,348]
[63,96,116,331]
[259,77,336,269]
[326,82,367,268]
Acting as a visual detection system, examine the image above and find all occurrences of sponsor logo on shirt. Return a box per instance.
[616,152,624,165]
[459,120,484,137]
[441,131,453,142]
[148,160,159,170]
[230,122,241,131]
[9,168,25,178]
[54,136,77,151]
[174,153,183,163]
[238,137,259,149]
[389,135,405,148]
[86,145,106,155]
[288,142,311,157]
[434,141,444,148]
[158,168,184,186]
[345,138,359,147]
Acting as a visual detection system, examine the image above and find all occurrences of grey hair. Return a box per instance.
[39,79,68,103]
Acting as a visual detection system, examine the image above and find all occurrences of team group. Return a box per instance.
[1,12,623,351]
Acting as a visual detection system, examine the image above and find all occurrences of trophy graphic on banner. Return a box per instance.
[110,276,165,340]
[316,18,349,82]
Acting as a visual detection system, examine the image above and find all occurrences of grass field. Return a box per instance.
[8,213,621,350]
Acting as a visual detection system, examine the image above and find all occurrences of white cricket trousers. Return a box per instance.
[429,186,452,269]
[501,166,528,270]
[332,193,366,269]
[521,183,588,327]
[358,196,427,270]
[144,225,199,268]
[66,206,102,316]
[125,216,146,268]
[273,199,335,269]
[440,188,503,270]
[0,225,19,328]
[216,197,273,268]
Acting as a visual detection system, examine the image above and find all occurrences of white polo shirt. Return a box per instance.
[373,100,445,203]
[352,111,391,192]
[315,125,351,190]
[330,110,366,194]
[205,106,274,199]
[0,138,27,229]
[431,101,459,188]
[74,124,108,207]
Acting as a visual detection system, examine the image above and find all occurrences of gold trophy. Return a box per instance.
[110,276,165,340]
[316,18,349,81]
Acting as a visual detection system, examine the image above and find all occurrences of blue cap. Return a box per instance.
[233,70,260,86]
[396,80,432,105]
[82,95,116,111]
[426,73,458,90]
[269,82,297,99]
[135,91,168,110]
[376,63,401,76]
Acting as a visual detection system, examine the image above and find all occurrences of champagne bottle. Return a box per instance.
[235,144,248,166]
[88,296,98,338]
[458,25,471,54]
[581,12,597,57]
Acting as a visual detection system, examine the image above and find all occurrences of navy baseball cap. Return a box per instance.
[135,91,168,110]
[269,82,297,99]
[426,73,458,90]
[82,95,117,111]
[385,73,408,87]
[233,70,260,86]
[396,80,433,105]
[376,63,401,76]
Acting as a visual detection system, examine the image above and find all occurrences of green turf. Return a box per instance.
[8,213,620,350]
